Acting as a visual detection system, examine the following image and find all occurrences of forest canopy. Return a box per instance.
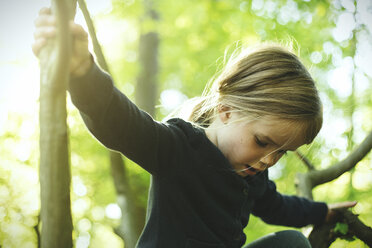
[0,0,371,247]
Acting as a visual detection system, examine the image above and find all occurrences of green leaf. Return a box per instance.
[334,222,349,235]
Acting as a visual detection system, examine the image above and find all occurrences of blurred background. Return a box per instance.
[0,0,371,247]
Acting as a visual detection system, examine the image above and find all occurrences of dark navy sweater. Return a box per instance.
[69,63,328,248]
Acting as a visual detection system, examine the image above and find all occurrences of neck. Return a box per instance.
[205,118,220,147]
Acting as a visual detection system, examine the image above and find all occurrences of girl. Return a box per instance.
[33,7,356,248]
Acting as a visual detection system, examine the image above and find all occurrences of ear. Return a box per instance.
[218,105,231,124]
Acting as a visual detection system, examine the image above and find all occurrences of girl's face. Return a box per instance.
[207,111,306,177]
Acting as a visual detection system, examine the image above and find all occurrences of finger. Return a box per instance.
[34,26,57,39]
[343,201,357,208]
[32,38,48,57]
[70,22,88,39]
[328,201,357,210]
[338,201,357,208]
[39,7,52,15]
[34,14,56,27]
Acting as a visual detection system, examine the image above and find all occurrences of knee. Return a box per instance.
[279,230,311,248]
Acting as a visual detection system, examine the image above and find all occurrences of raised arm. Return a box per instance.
[33,8,177,175]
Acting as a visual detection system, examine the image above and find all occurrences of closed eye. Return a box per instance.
[255,135,268,147]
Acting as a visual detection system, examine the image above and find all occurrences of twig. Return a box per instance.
[295,151,316,171]
[309,130,372,187]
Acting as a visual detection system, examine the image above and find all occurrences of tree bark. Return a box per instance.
[109,152,146,248]
[308,130,372,188]
[296,130,372,199]
[39,1,76,248]
[342,209,372,246]
[135,0,159,114]
[308,223,338,248]
[309,209,372,248]
[295,131,372,247]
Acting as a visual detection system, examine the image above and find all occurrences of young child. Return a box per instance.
[33,7,356,248]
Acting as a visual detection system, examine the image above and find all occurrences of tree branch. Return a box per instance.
[309,209,372,248]
[39,1,76,247]
[295,151,316,171]
[295,172,314,199]
[77,0,109,71]
[308,222,337,248]
[301,131,372,247]
[34,215,41,248]
[342,209,372,246]
[308,130,372,188]
[109,152,145,248]
[296,131,372,201]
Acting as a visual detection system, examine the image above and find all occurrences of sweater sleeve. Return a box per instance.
[68,63,176,175]
[251,179,328,227]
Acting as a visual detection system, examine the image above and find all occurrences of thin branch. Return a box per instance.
[34,215,41,248]
[342,209,372,246]
[109,152,144,248]
[39,0,76,247]
[308,222,337,248]
[77,0,109,72]
[309,130,372,187]
[295,151,316,171]
[310,209,372,248]
[296,131,372,199]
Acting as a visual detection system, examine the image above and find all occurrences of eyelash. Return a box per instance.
[255,136,288,155]
[255,136,268,147]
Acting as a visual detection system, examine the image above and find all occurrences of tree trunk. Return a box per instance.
[109,152,146,248]
[39,1,76,247]
[135,0,159,114]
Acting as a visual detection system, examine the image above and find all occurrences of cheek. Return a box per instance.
[235,138,259,161]
[218,132,237,159]
[245,139,266,161]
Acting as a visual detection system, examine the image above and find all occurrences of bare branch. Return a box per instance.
[308,130,372,187]
[308,222,337,248]
[34,215,41,248]
[109,152,145,248]
[296,131,372,199]
[309,209,372,248]
[342,209,372,246]
[77,0,109,72]
[39,1,76,247]
[295,151,316,171]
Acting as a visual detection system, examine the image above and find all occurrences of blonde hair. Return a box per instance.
[187,44,323,144]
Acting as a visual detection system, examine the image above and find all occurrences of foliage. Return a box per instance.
[333,222,358,243]
[0,0,371,247]
[334,222,349,235]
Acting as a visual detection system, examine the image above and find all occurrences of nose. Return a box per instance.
[260,152,282,168]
